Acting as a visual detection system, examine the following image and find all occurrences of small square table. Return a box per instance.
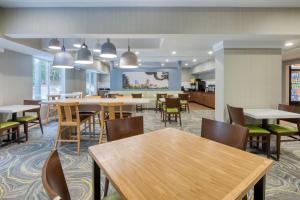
[89,128,273,200]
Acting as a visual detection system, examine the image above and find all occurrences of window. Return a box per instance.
[86,71,97,95]
[32,58,65,100]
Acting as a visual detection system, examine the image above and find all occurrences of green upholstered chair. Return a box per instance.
[155,93,167,113]
[14,100,44,141]
[179,93,190,113]
[227,105,271,158]
[162,98,182,127]
[266,104,300,160]
[0,121,20,146]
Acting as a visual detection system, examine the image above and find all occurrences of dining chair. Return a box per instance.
[104,116,144,197]
[162,98,182,127]
[266,104,300,160]
[46,94,60,125]
[99,102,132,144]
[107,93,119,98]
[0,121,20,146]
[155,93,167,113]
[81,95,102,134]
[13,100,43,141]
[54,102,91,155]
[42,150,121,200]
[201,118,248,150]
[178,93,190,113]
[227,105,271,157]
[131,93,143,112]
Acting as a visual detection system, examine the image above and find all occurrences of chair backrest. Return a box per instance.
[23,100,41,114]
[85,95,102,99]
[278,104,300,126]
[165,98,180,109]
[56,102,80,124]
[105,116,144,141]
[227,104,245,126]
[156,93,167,101]
[100,102,124,120]
[131,93,142,98]
[108,93,119,98]
[42,150,71,200]
[201,118,248,150]
[24,99,41,106]
[178,93,189,101]
[48,95,61,101]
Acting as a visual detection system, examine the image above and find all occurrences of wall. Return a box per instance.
[216,48,282,121]
[0,49,33,105]
[110,67,181,91]
[98,74,110,88]
[65,68,86,96]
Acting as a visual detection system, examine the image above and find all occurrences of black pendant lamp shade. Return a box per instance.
[100,38,117,58]
[75,42,93,65]
[53,40,74,69]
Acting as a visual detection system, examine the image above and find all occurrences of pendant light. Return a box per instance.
[93,40,101,53]
[53,39,74,69]
[119,39,138,68]
[100,38,117,58]
[75,39,93,65]
[48,38,61,50]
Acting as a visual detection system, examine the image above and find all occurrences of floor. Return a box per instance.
[0,107,300,200]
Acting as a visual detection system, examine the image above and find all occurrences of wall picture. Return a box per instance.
[122,72,169,89]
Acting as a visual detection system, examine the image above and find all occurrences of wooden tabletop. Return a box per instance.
[89,128,273,200]
[244,108,300,119]
[42,97,151,105]
[0,105,40,113]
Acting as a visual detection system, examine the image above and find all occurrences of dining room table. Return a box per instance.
[89,128,273,200]
[244,108,300,128]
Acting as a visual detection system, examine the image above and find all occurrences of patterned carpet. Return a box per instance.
[0,110,300,200]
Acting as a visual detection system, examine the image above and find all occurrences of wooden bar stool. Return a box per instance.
[54,102,90,155]
[46,94,60,124]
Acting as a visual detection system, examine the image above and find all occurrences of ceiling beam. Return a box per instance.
[3,7,300,36]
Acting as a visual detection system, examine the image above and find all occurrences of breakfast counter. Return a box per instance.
[187,91,215,109]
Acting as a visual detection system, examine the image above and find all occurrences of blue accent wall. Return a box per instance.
[110,67,182,91]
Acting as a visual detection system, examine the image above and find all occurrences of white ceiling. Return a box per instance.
[1,0,300,7]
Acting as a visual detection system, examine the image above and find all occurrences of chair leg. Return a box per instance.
[266,135,270,158]
[276,135,281,161]
[164,113,167,127]
[24,123,28,141]
[54,124,62,149]
[77,125,81,156]
[39,118,44,135]
[16,127,20,144]
[104,177,110,197]
[179,113,182,127]
[249,136,253,148]
[187,103,190,113]
[46,105,50,125]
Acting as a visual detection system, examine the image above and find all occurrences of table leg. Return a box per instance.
[93,160,101,200]
[261,119,268,152]
[254,175,266,200]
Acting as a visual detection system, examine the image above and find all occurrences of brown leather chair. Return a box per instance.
[42,150,71,200]
[267,104,300,160]
[42,150,121,200]
[162,98,182,127]
[227,104,271,157]
[201,118,248,150]
[104,116,144,197]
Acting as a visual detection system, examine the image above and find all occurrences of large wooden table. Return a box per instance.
[89,128,273,200]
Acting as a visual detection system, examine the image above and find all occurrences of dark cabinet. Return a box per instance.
[188,92,215,109]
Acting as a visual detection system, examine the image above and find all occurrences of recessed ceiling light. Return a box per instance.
[193,59,197,62]
[135,51,140,55]
[165,59,169,62]
[102,59,106,62]
[285,42,294,47]
[172,51,176,55]
[161,63,165,66]
[208,51,213,55]
[139,63,142,66]
[185,63,188,66]
[115,63,118,66]
[138,59,141,62]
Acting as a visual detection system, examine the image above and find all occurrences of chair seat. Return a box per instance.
[103,192,122,200]
[164,108,179,113]
[15,116,38,122]
[246,125,270,135]
[267,124,298,134]
[0,121,20,129]
[180,100,188,104]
